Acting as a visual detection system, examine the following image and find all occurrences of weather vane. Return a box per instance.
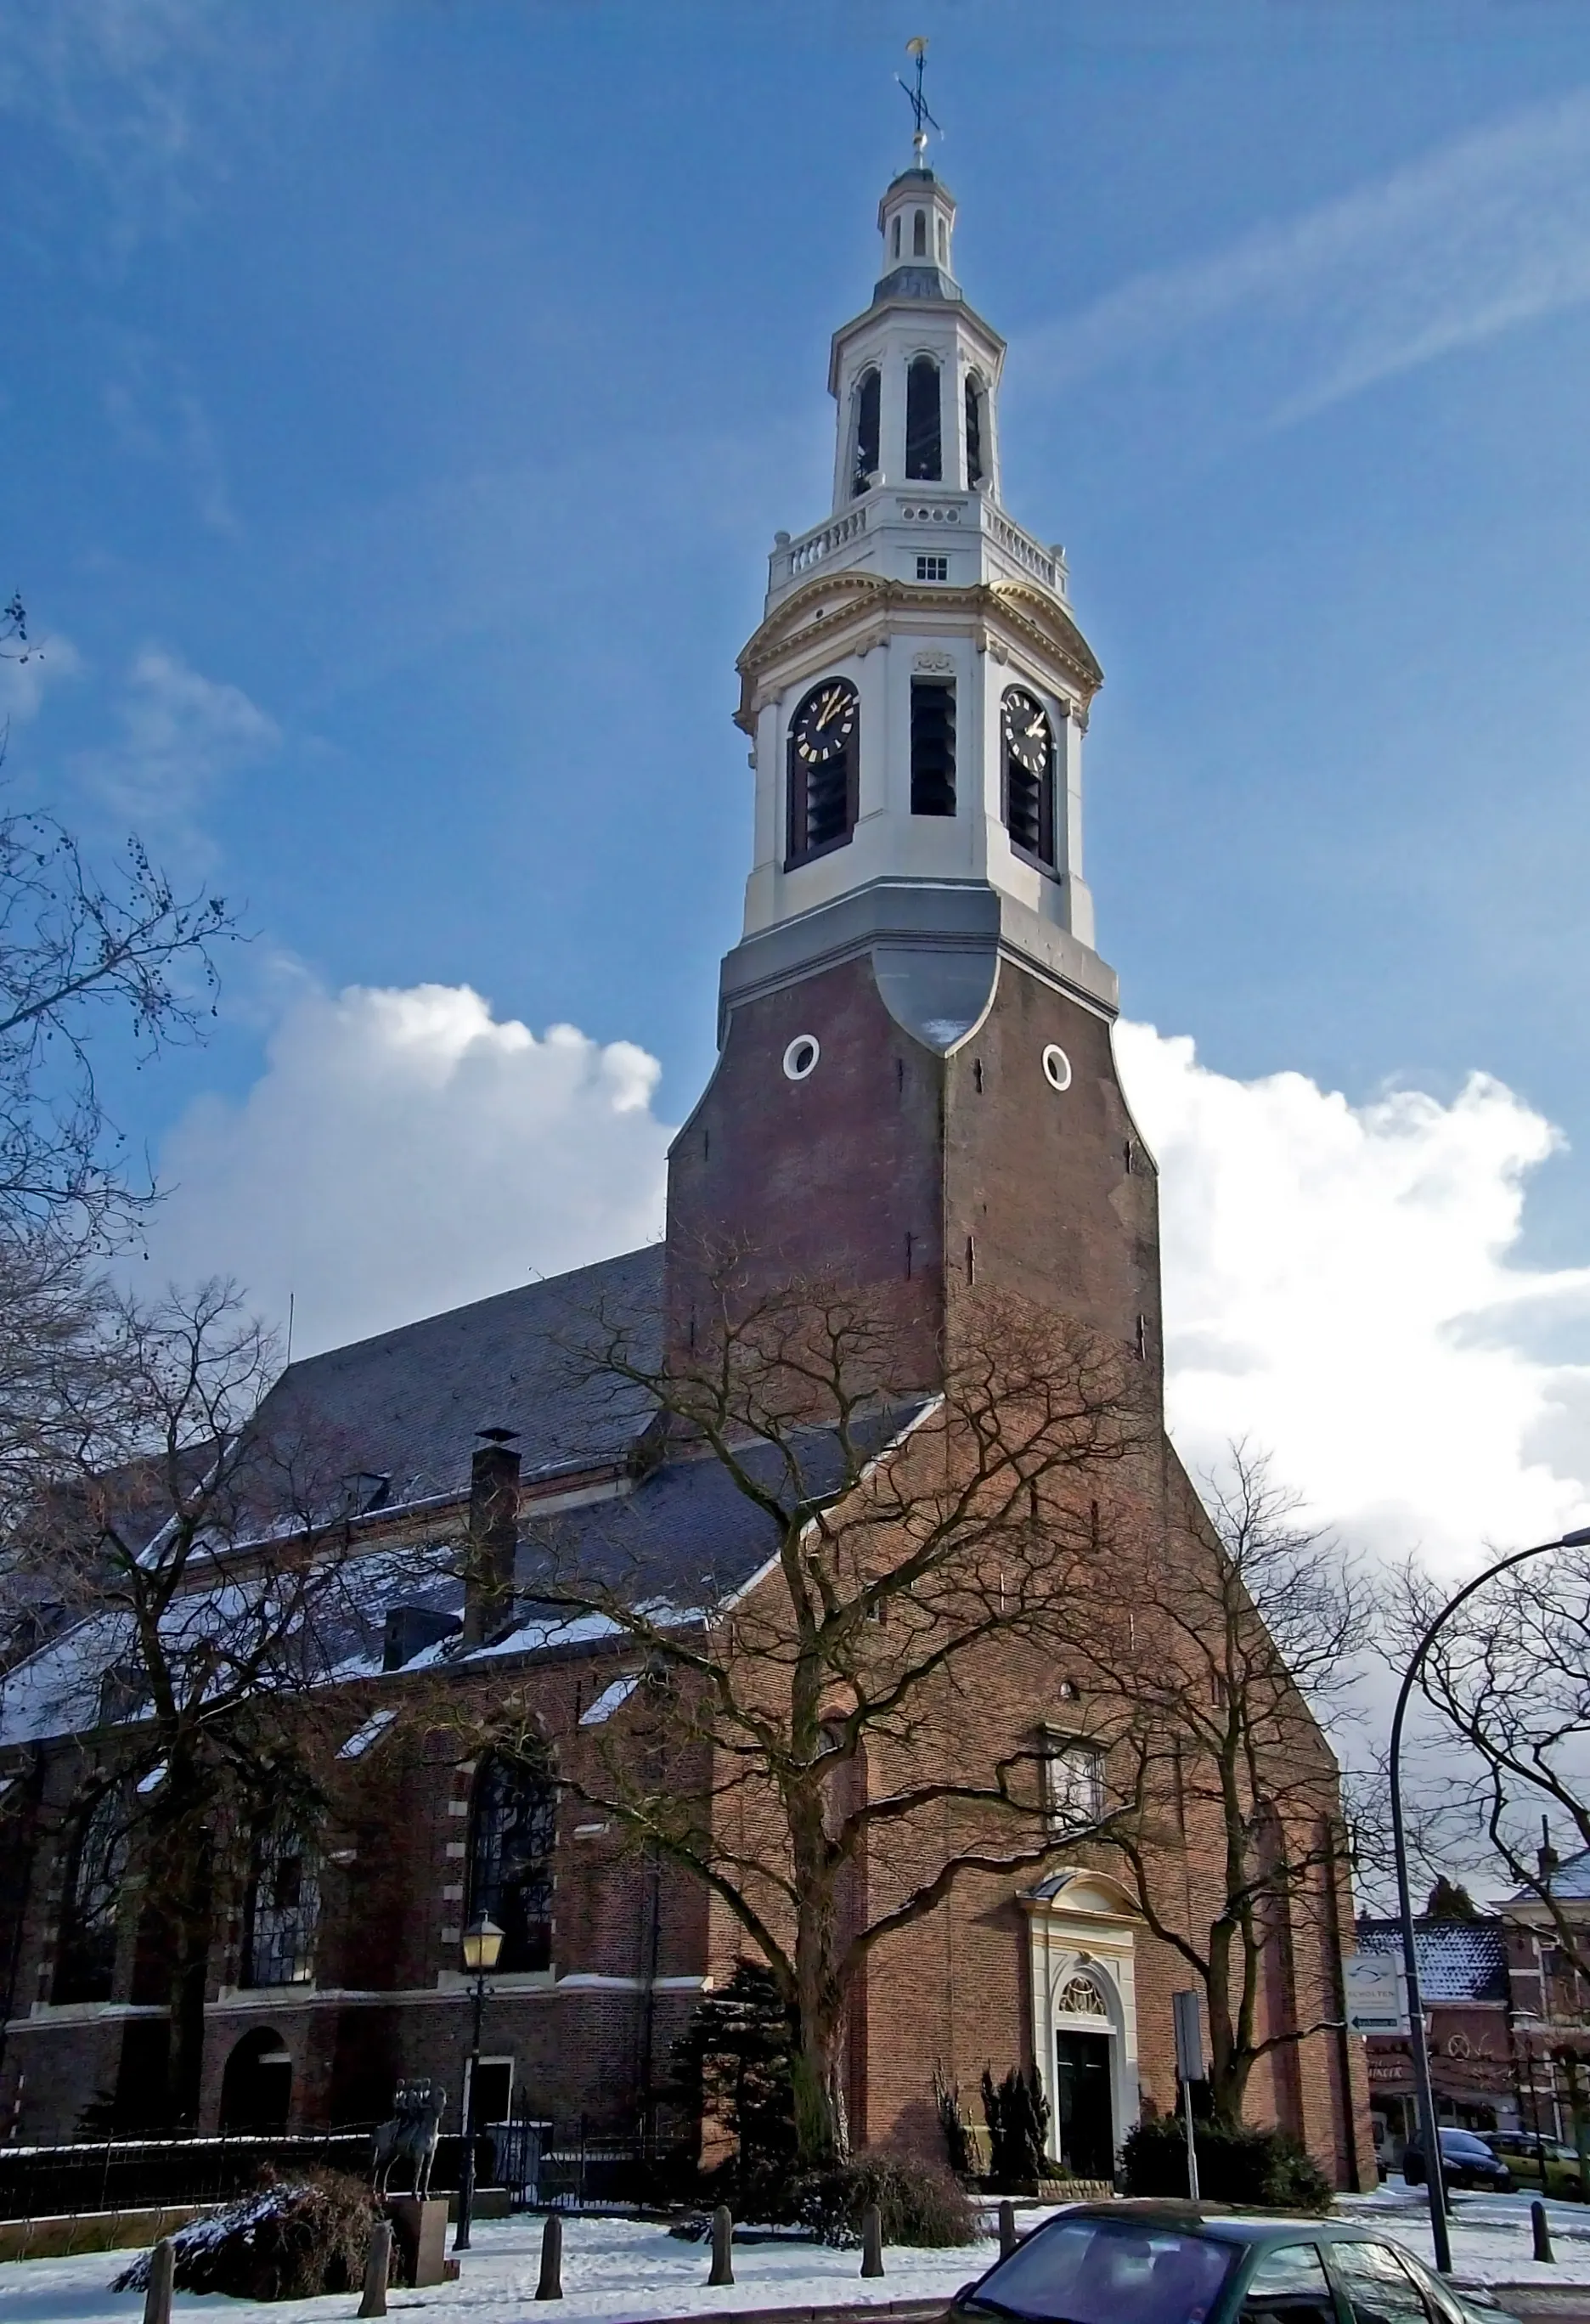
[896,36,941,166]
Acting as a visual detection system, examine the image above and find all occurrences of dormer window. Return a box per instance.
[787,678,860,866]
[913,208,928,257]
[965,375,985,489]
[905,356,942,482]
[1001,686,1057,870]
[851,368,880,498]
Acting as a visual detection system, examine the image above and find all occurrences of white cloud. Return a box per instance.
[74,645,278,858]
[139,979,1590,1570]
[138,982,673,1356]
[104,341,239,534]
[0,0,360,245]
[0,630,82,732]
[1023,85,1590,418]
[1117,1023,1590,1570]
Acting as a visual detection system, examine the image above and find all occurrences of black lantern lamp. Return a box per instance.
[454,1912,505,2253]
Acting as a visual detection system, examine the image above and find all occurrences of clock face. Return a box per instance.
[792,680,858,766]
[1002,688,1052,776]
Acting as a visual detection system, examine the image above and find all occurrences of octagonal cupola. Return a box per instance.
[826,169,1004,512]
[877,166,958,296]
[729,101,1113,1047]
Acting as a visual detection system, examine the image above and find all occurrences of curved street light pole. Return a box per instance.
[1390,1524,1590,2275]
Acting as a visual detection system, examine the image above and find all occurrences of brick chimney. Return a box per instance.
[462,1426,521,1649]
[1540,1815,1560,1886]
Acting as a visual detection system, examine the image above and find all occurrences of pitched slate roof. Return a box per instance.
[506,1401,935,1620]
[255,1245,665,1507]
[1356,1916,1508,2003]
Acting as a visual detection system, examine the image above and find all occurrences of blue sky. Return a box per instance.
[5,0,1590,1560]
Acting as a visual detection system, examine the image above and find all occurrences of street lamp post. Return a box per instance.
[454,1912,505,2255]
[1390,1524,1590,2276]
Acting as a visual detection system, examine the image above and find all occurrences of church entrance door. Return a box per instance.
[1055,2030,1114,2179]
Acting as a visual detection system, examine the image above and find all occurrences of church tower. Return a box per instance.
[667,136,1161,1385]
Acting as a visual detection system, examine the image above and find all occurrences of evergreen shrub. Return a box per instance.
[1119,2118,1332,2213]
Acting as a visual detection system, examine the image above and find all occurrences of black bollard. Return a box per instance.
[535,2212,564,2301]
[358,2221,391,2319]
[999,2201,1018,2259]
[1533,2199,1554,2265]
[144,2237,175,2324]
[860,2203,885,2279]
[708,2204,735,2287]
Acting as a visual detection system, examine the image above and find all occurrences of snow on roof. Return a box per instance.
[1356,1917,1508,2002]
[0,1401,936,1752]
[336,1707,398,1760]
[1505,1847,1590,1906]
[579,1674,640,1726]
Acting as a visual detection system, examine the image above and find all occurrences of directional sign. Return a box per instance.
[1344,1953,1411,2036]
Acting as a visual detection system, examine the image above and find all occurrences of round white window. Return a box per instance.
[1042,1044,1072,1092]
[782,1035,820,1082]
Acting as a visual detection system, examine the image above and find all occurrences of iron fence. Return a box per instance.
[0,2116,668,2222]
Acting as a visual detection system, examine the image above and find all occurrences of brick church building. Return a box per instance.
[0,142,1373,2187]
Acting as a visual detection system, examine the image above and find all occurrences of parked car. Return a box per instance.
[1480,2129,1583,2197]
[947,2203,1521,2324]
[1401,2128,1513,2192]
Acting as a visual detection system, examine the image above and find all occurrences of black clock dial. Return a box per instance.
[792,680,858,765]
[1001,688,1052,776]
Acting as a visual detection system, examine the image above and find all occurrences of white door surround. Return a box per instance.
[1023,1868,1142,2175]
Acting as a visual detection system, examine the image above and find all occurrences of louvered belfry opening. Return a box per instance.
[964,375,984,488]
[905,355,942,481]
[787,679,860,864]
[910,678,956,816]
[852,368,881,496]
[1004,691,1057,868]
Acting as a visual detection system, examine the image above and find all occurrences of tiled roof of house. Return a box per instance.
[1356,1916,1508,2002]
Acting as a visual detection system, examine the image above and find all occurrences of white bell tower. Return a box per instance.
[730,120,1113,1044]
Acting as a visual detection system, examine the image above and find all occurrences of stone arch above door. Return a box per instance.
[1023,1868,1142,2179]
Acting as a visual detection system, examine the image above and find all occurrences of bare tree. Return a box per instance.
[12,1283,378,2124]
[1407,1546,1590,1962]
[444,1269,1155,2168]
[0,590,242,1595]
[1069,1444,1367,2126]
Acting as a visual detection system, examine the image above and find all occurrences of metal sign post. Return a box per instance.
[1172,1990,1204,2203]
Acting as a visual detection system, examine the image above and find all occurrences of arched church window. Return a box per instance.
[964,375,985,489]
[468,1750,557,1972]
[913,208,928,257]
[892,215,901,260]
[937,217,948,262]
[1001,687,1057,870]
[851,369,881,498]
[54,1787,129,2003]
[242,1811,320,1988]
[905,357,942,482]
[787,679,860,866]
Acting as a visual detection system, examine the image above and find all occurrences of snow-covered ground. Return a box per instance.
[3,2189,1589,2324]
[0,2212,1001,2324]
[1343,2180,1590,2293]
